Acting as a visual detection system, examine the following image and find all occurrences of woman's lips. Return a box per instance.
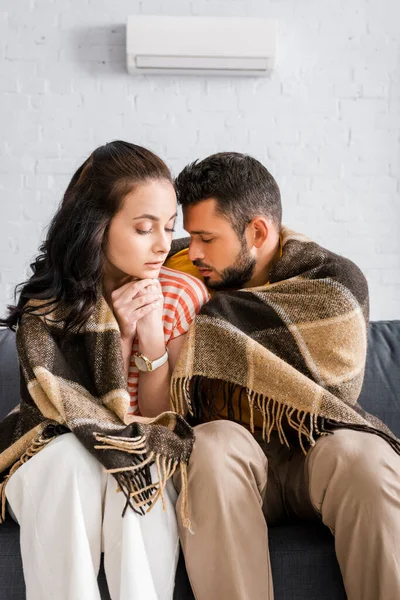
[145,262,163,269]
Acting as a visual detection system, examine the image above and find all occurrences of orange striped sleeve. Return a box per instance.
[158,268,209,340]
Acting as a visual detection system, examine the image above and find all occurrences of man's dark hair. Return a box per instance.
[174,152,282,235]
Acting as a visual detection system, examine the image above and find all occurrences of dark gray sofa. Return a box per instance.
[1,321,399,599]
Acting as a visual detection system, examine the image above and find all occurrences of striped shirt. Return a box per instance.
[127,266,210,416]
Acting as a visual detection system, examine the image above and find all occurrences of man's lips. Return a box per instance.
[198,267,213,275]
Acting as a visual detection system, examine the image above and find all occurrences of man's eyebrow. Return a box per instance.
[187,229,215,235]
[133,213,177,222]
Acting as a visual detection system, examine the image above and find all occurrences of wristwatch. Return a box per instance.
[133,349,168,372]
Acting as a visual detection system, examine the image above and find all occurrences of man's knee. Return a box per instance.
[180,420,268,505]
[309,429,399,503]
[190,420,263,472]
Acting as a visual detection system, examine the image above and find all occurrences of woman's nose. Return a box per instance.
[155,231,171,254]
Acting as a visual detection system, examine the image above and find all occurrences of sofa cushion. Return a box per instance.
[1,518,346,600]
[358,321,400,437]
[269,523,346,599]
[0,328,20,420]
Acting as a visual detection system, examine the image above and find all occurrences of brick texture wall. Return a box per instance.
[0,0,399,319]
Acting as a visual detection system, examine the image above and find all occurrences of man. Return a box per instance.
[165,152,400,600]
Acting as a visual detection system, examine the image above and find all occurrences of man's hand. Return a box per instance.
[110,279,163,343]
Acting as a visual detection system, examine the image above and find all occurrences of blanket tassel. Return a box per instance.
[0,433,57,523]
[94,432,193,529]
[171,377,320,454]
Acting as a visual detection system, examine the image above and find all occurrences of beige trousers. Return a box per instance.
[174,421,400,600]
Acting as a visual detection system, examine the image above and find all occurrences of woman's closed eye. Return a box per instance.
[136,227,176,235]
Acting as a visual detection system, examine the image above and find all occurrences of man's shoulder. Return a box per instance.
[323,245,368,286]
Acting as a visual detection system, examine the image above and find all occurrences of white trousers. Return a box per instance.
[6,433,179,600]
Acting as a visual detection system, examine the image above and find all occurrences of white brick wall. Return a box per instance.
[0,0,399,319]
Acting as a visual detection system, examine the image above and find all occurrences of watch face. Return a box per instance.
[135,355,151,372]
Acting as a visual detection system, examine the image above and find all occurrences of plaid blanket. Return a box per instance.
[170,227,400,454]
[0,297,193,527]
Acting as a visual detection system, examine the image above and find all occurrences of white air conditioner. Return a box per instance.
[126,16,276,76]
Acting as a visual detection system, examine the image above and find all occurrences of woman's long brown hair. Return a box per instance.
[1,141,172,333]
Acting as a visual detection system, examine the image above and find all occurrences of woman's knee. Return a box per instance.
[11,433,103,487]
[7,433,106,523]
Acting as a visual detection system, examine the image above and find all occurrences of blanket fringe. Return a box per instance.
[248,389,317,454]
[172,376,400,457]
[94,432,192,528]
[171,377,320,455]
[179,460,193,534]
[171,377,193,417]
[0,433,57,524]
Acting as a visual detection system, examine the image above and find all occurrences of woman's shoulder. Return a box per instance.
[159,266,209,304]
[20,298,62,323]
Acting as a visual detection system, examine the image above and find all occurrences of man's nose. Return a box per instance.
[188,241,204,262]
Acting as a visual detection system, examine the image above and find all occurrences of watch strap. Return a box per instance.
[134,349,168,372]
[150,349,169,371]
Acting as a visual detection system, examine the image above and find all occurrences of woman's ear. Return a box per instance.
[249,217,270,249]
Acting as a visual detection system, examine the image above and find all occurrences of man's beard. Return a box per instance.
[195,243,256,291]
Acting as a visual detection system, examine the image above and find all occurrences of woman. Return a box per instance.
[0,141,209,600]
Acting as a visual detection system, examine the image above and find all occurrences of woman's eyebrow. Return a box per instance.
[133,213,178,221]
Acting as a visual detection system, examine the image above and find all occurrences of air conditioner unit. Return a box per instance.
[126,16,276,76]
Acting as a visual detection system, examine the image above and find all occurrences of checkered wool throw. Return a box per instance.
[170,227,400,454]
[0,297,193,526]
